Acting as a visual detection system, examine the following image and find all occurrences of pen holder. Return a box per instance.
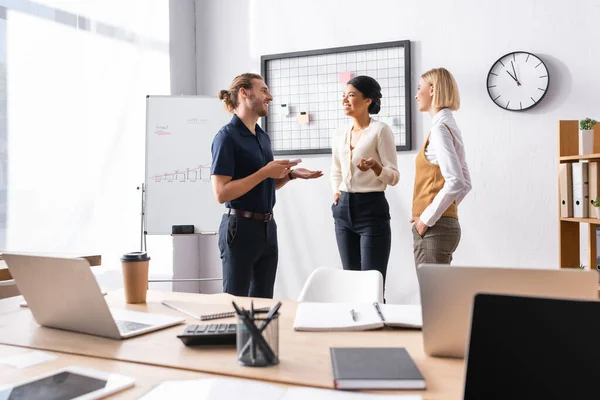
[236,313,280,367]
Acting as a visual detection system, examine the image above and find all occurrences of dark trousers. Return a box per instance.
[218,214,278,298]
[332,191,391,282]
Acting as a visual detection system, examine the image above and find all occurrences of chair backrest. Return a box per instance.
[297,267,384,303]
[464,293,600,399]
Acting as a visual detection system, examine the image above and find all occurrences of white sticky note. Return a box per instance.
[383,116,396,126]
[279,104,290,116]
[0,351,57,369]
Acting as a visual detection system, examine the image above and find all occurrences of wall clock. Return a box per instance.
[486,51,549,111]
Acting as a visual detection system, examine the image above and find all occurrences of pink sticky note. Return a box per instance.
[297,112,310,125]
[339,72,353,84]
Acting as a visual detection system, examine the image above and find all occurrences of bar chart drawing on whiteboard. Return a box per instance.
[149,163,211,183]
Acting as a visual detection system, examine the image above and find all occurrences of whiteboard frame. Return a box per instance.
[260,40,412,155]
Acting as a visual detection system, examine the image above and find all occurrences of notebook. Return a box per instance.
[293,302,422,331]
[139,377,423,399]
[330,348,425,390]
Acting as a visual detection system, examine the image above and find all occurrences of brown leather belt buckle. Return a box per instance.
[261,213,273,222]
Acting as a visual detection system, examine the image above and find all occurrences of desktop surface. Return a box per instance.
[0,290,464,399]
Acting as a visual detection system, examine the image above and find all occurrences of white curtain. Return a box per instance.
[2,0,172,276]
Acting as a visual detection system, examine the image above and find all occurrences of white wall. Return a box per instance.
[195,0,600,303]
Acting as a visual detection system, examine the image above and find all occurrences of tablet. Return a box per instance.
[0,366,134,400]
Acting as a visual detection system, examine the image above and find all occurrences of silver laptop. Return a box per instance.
[3,253,184,339]
[417,264,598,358]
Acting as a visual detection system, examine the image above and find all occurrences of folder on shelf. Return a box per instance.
[589,162,600,218]
[572,162,589,218]
[559,163,573,218]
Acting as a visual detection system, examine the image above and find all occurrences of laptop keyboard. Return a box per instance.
[115,320,152,333]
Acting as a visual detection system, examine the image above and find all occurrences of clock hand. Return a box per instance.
[506,70,521,86]
[510,61,521,86]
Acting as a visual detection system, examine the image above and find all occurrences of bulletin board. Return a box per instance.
[260,40,411,155]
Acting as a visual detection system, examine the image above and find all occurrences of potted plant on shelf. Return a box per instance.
[592,197,600,219]
[579,118,598,155]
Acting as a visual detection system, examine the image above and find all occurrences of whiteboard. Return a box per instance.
[145,96,231,234]
[261,40,411,155]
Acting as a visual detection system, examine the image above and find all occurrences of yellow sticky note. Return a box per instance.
[339,72,353,84]
[297,112,310,125]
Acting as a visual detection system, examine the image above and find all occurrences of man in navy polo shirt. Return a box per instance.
[211,73,322,298]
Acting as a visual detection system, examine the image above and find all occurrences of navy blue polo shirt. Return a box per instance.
[211,114,275,214]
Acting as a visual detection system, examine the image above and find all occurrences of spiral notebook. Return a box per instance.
[201,307,270,321]
[293,302,422,331]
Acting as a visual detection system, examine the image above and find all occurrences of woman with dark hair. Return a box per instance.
[330,76,399,284]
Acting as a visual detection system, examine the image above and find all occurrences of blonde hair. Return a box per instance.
[218,73,264,113]
[421,68,460,111]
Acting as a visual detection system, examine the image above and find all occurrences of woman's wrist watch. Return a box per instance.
[288,170,296,180]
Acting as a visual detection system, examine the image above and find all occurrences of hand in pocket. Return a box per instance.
[227,217,238,246]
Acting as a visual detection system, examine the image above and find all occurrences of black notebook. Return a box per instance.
[330,348,425,390]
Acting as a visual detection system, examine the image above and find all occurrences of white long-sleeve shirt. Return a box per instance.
[331,119,400,194]
[420,109,472,226]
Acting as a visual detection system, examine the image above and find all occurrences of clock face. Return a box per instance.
[486,51,550,111]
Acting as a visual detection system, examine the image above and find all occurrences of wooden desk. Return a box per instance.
[0,254,102,281]
[0,254,102,300]
[0,344,244,399]
[0,262,11,282]
[0,291,464,399]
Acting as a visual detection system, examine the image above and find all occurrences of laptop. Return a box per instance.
[417,264,598,358]
[3,253,184,339]
[464,293,600,399]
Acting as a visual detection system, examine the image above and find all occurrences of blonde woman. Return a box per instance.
[411,68,471,268]
[331,76,399,284]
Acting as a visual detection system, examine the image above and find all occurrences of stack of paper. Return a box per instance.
[140,378,422,399]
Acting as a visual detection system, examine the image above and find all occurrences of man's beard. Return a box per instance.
[249,93,268,117]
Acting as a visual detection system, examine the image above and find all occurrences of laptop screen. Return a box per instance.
[464,293,600,399]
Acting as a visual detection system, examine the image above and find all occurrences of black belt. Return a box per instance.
[228,208,273,222]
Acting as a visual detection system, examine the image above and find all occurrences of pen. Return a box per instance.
[250,300,256,364]
[350,308,356,321]
[161,300,201,320]
[373,302,386,322]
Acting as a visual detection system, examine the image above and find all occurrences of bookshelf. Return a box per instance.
[558,120,600,271]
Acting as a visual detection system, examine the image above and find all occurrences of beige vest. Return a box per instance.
[412,122,459,220]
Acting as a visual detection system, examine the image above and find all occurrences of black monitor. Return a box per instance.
[464,293,600,400]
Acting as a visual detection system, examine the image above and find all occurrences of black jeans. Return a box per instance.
[332,191,391,282]
[218,214,278,298]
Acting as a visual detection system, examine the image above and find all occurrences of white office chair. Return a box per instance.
[297,267,384,303]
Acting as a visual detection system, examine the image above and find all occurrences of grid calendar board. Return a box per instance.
[261,40,411,155]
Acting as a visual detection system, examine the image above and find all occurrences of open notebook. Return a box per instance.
[293,302,422,331]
